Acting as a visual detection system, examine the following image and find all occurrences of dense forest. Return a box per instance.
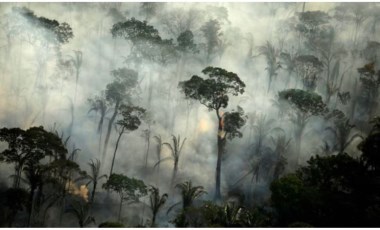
[0,2,380,227]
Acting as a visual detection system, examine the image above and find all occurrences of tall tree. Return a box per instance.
[258,41,281,92]
[83,159,107,204]
[179,66,246,201]
[294,55,323,91]
[0,126,67,188]
[169,181,207,227]
[148,186,168,227]
[109,105,146,177]
[278,89,328,164]
[88,92,108,154]
[102,68,139,164]
[200,19,222,63]
[155,135,186,187]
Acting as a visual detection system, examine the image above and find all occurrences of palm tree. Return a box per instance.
[148,186,168,227]
[153,135,163,185]
[258,41,281,92]
[168,180,207,213]
[88,93,108,154]
[241,112,257,144]
[83,159,107,204]
[155,135,186,187]
[69,50,83,104]
[250,114,283,157]
[325,117,364,154]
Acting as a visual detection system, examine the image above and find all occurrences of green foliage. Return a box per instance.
[278,89,328,116]
[258,41,281,92]
[294,55,323,91]
[175,181,207,210]
[223,106,247,140]
[296,11,330,38]
[117,105,146,131]
[179,67,245,111]
[106,68,139,104]
[111,17,161,44]
[270,173,321,226]
[358,116,380,170]
[270,153,371,226]
[103,173,147,202]
[200,19,222,61]
[148,186,168,227]
[177,30,197,53]
[82,159,107,203]
[172,200,271,227]
[0,126,68,188]
[12,6,73,44]
[111,17,178,64]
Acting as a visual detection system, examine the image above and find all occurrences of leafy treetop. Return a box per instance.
[116,105,146,131]
[111,17,161,45]
[103,173,147,202]
[278,89,328,116]
[13,6,73,45]
[179,66,245,111]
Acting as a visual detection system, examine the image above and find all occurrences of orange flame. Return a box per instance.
[66,180,89,202]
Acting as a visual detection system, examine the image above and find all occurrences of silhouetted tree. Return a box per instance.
[148,186,168,227]
[109,105,146,177]
[179,66,246,200]
[155,135,186,187]
[294,55,323,91]
[103,173,147,221]
[278,89,328,164]
[258,41,281,92]
[83,159,107,204]
[169,181,207,227]
[88,92,108,153]
[200,20,222,63]
[102,68,139,164]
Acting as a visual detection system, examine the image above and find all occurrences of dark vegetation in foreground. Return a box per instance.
[1,2,380,227]
[0,118,379,227]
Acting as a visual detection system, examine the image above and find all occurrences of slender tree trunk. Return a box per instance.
[27,186,36,227]
[215,110,225,201]
[102,100,120,164]
[151,213,156,227]
[295,118,306,165]
[118,198,123,221]
[74,69,79,104]
[91,182,97,204]
[110,127,125,177]
[171,161,178,187]
[14,166,21,188]
[144,128,151,169]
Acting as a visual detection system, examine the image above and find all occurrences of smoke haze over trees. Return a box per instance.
[0,2,380,227]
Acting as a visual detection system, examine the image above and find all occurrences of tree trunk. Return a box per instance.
[171,160,178,187]
[214,112,225,201]
[91,181,97,204]
[118,198,123,221]
[102,100,120,164]
[144,128,151,169]
[295,118,306,165]
[27,186,36,227]
[151,213,156,227]
[110,127,124,177]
